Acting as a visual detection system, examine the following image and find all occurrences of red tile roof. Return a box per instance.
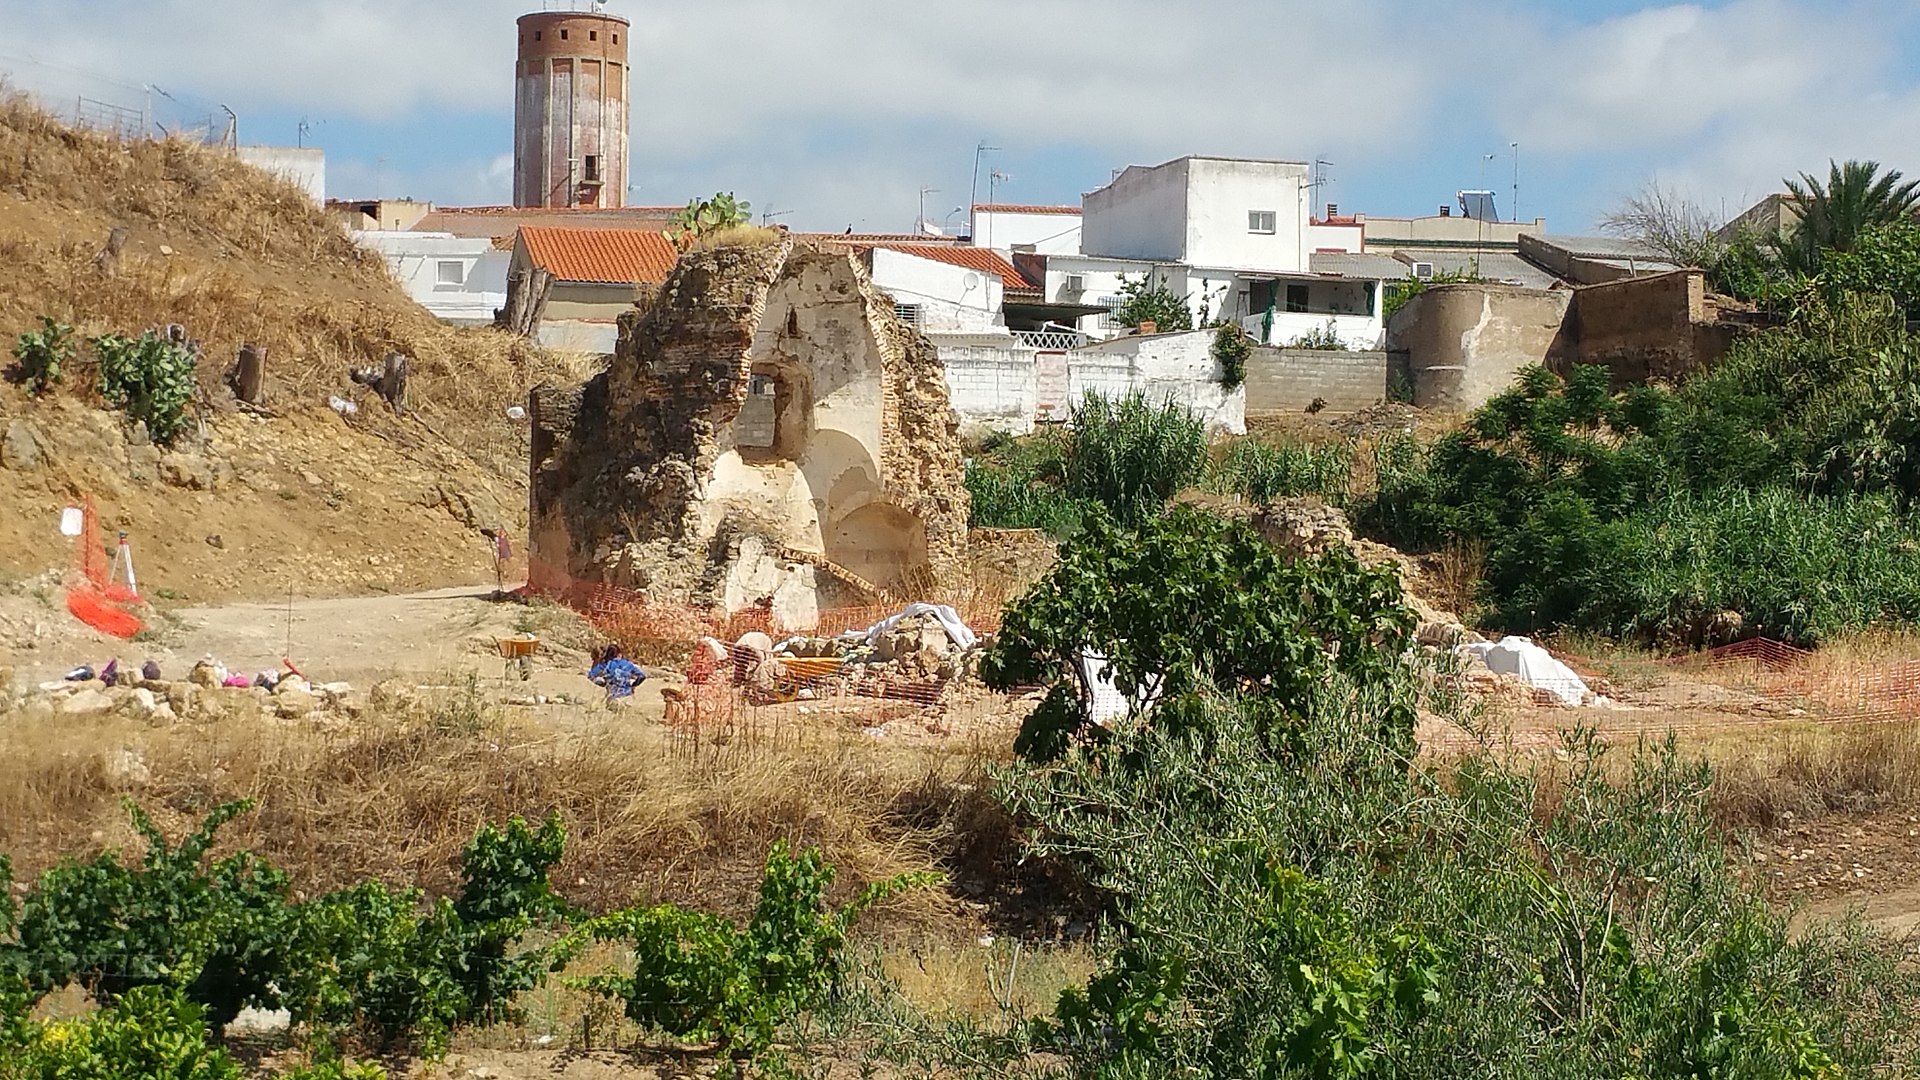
[869,244,1033,291]
[799,232,967,246]
[971,204,1082,215]
[517,226,680,285]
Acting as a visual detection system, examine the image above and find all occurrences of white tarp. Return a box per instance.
[850,603,978,651]
[1079,649,1164,727]
[1460,636,1591,706]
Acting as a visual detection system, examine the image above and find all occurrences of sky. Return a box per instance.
[3,0,1920,235]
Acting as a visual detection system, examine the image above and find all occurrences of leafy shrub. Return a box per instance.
[11,317,74,395]
[1211,322,1251,390]
[4,800,292,1029]
[1286,319,1347,351]
[576,841,935,1063]
[1064,392,1207,526]
[1360,317,1920,645]
[280,1063,389,1080]
[993,514,1916,1078]
[0,985,241,1080]
[93,330,198,446]
[1207,438,1354,505]
[981,505,1414,763]
[285,812,567,1053]
[1490,488,1920,646]
[1,804,569,1058]
[1109,274,1192,333]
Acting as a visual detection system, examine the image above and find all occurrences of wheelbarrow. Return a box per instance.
[768,655,846,702]
[494,635,539,682]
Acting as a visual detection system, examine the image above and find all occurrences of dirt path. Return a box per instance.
[1,583,673,715]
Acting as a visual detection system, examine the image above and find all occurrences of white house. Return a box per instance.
[968,204,1083,255]
[236,146,326,205]
[356,231,512,327]
[1055,156,1401,348]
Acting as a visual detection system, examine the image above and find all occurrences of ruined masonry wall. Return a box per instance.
[528,239,970,620]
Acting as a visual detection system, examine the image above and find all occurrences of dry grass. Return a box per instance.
[685,225,782,253]
[1705,720,1920,831]
[0,694,1055,935]
[0,90,577,480]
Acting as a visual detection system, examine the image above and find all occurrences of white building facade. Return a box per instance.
[1054,156,1400,349]
[356,231,512,327]
[969,204,1083,255]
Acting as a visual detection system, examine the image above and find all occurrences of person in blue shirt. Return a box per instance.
[588,644,647,704]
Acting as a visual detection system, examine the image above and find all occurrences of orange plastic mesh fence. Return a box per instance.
[527,556,1033,745]
[64,499,144,638]
[1427,637,1920,753]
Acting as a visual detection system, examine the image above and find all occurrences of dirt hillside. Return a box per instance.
[0,92,584,600]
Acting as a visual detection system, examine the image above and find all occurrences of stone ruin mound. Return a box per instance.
[529,237,970,627]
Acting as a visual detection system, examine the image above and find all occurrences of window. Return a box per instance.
[435,261,466,287]
[583,154,600,182]
[613,33,619,44]
[559,28,569,40]
[1248,210,1277,234]
[534,30,542,40]
[893,303,922,327]
[1285,283,1310,313]
[589,30,598,41]
[1098,295,1125,330]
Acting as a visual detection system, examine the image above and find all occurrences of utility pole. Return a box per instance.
[918,187,938,233]
[970,141,999,218]
[1511,142,1521,224]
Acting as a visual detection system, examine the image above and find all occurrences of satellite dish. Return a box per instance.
[962,271,983,290]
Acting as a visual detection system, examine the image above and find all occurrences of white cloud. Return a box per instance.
[3,0,1919,229]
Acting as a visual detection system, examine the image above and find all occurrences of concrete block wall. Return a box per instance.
[940,341,1039,436]
[1244,347,1390,414]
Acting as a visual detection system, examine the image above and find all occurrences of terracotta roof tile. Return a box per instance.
[517,226,680,285]
[971,204,1082,215]
[868,243,1033,291]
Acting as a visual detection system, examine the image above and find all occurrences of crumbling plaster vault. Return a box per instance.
[528,237,970,627]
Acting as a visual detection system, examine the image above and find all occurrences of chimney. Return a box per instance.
[1326,203,1338,219]
[1439,205,1451,217]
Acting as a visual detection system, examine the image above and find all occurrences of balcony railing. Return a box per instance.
[1012,330,1089,350]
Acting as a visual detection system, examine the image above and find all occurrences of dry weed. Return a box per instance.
[0,91,578,481]
[1706,720,1920,831]
[0,699,1047,935]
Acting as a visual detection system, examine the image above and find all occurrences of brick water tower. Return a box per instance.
[513,5,630,208]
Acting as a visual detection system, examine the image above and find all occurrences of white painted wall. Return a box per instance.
[1306,221,1364,253]
[1069,330,1246,435]
[538,320,619,355]
[1182,158,1310,273]
[1244,310,1384,351]
[237,146,326,205]
[869,248,1004,335]
[939,338,1040,436]
[357,231,510,327]
[1082,159,1191,262]
[971,209,1082,255]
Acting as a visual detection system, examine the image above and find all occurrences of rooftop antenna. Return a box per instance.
[760,207,792,227]
[917,186,939,233]
[969,141,999,214]
[1510,141,1521,224]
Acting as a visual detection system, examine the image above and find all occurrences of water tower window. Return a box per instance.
[589,30,597,41]
[559,28,568,40]
[533,30,542,40]
[583,155,600,182]
[612,33,619,43]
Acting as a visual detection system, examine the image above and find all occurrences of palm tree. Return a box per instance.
[1779,160,1920,275]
